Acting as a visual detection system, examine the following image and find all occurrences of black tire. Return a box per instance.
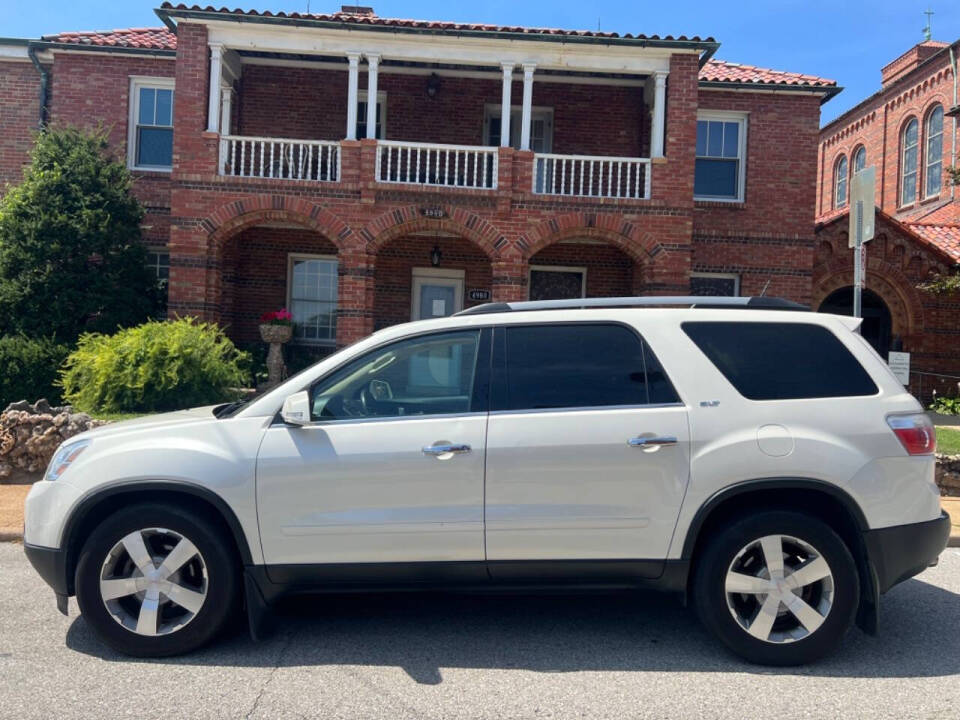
[692,510,859,666]
[75,502,240,657]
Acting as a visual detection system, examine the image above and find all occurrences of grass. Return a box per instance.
[937,426,960,455]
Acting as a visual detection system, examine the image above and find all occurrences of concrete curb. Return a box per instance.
[0,531,22,543]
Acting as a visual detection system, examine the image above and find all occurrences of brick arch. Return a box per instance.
[812,258,924,339]
[361,205,507,260]
[517,212,660,266]
[203,196,355,254]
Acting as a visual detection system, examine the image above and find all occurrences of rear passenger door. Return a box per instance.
[484,322,690,574]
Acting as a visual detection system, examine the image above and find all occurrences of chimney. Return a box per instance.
[881,41,947,87]
[339,5,376,16]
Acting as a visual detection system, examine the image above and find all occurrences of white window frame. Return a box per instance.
[286,253,339,346]
[483,104,554,152]
[834,154,848,209]
[411,267,465,320]
[127,76,175,172]
[900,117,919,207]
[690,271,740,297]
[924,105,944,200]
[357,89,387,140]
[853,145,867,174]
[694,111,748,203]
[528,264,587,300]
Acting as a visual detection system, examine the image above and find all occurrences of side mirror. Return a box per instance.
[280,390,311,426]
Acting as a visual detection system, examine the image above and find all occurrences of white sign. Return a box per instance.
[848,167,876,248]
[888,351,910,385]
[431,298,446,316]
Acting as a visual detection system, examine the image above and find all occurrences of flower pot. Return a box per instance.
[259,323,293,344]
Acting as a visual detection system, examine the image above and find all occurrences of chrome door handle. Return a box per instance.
[422,443,472,456]
[628,436,678,447]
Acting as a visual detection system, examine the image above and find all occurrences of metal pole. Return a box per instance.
[853,199,863,319]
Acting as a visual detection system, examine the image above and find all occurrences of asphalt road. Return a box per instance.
[2,543,959,720]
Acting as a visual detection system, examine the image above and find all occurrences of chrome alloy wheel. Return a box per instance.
[724,534,834,644]
[99,528,208,637]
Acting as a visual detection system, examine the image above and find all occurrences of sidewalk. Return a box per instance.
[1,484,958,545]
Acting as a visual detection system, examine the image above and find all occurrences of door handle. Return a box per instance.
[628,436,678,447]
[422,443,472,456]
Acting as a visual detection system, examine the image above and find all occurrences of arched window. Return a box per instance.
[900,118,919,206]
[925,105,944,198]
[834,154,848,208]
[853,145,866,174]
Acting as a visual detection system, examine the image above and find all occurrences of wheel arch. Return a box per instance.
[61,481,254,596]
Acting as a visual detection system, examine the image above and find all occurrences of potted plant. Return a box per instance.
[259,308,293,344]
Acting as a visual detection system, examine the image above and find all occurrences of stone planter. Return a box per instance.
[259,323,293,388]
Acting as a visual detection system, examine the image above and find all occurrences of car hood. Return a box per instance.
[80,405,221,439]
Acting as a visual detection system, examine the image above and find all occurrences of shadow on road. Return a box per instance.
[65,575,960,683]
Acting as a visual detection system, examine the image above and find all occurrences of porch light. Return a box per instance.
[430,245,443,266]
[426,73,441,98]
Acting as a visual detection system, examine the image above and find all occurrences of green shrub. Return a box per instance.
[0,335,70,408]
[60,318,251,413]
[930,394,960,416]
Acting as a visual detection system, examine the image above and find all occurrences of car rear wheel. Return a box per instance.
[692,510,859,665]
[75,502,239,657]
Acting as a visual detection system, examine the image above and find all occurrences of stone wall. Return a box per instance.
[938,454,960,496]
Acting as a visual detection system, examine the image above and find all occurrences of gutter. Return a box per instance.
[951,46,957,202]
[26,41,48,128]
[699,80,842,104]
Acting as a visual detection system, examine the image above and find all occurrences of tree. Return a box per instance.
[0,126,160,342]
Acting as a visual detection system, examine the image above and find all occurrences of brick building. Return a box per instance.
[1,4,840,359]
[817,37,960,398]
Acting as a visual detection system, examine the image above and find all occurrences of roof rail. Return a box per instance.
[454,296,809,316]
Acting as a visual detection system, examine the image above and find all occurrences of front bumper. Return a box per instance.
[864,511,951,594]
[23,543,70,596]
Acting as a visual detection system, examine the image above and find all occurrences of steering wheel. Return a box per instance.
[359,385,372,416]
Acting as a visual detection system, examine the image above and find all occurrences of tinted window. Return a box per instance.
[682,322,877,400]
[310,330,482,420]
[500,324,678,411]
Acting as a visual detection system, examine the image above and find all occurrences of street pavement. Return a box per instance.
[1,541,959,720]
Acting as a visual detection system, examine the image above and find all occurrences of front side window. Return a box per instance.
[694,114,746,201]
[853,145,866,174]
[129,79,174,170]
[288,255,338,345]
[682,321,878,400]
[497,323,679,411]
[310,330,481,421]
[925,105,944,199]
[834,155,848,208]
[900,118,919,206]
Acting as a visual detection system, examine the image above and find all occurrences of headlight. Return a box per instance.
[46,439,91,481]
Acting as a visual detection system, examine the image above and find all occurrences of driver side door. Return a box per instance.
[256,329,490,578]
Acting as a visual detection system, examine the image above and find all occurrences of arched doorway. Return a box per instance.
[818,287,893,357]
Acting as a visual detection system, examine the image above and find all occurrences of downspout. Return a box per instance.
[27,42,49,128]
[950,44,957,201]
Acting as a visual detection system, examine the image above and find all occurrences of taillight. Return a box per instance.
[886,414,936,455]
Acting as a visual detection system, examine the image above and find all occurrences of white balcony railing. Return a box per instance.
[376,140,498,190]
[532,153,651,200]
[220,136,340,182]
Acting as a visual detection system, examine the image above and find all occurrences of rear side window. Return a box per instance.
[682,321,877,400]
[498,323,679,411]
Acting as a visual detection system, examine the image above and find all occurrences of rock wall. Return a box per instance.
[0,400,106,484]
[938,454,960,497]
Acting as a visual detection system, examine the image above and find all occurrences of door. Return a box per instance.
[484,323,690,575]
[256,329,490,571]
[412,268,464,320]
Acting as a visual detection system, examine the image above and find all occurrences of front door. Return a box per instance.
[256,329,490,573]
[412,268,464,320]
[484,322,690,577]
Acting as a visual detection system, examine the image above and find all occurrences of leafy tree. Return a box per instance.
[0,126,160,341]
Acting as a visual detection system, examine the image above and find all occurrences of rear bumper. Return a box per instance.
[864,511,950,594]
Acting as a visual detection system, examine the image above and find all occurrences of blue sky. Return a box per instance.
[5,0,958,125]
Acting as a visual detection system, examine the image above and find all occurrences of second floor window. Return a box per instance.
[129,78,174,171]
[356,91,385,140]
[853,145,866,174]
[694,113,746,202]
[900,118,919,207]
[925,104,944,199]
[834,154,848,208]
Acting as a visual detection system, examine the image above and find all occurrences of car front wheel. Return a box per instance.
[693,510,859,665]
[75,502,239,657]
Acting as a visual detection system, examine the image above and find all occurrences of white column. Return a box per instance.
[651,70,667,159]
[365,54,380,140]
[219,83,232,174]
[345,51,361,140]
[520,63,535,151]
[500,63,514,147]
[206,43,223,133]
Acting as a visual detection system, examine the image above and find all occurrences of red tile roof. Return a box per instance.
[44,27,177,50]
[905,223,960,263]
[157,4,714,42]
[700,59,836,88]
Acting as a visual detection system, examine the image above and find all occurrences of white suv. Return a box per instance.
[23,297,950,664]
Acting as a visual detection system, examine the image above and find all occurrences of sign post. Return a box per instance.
[848,167,876,319]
